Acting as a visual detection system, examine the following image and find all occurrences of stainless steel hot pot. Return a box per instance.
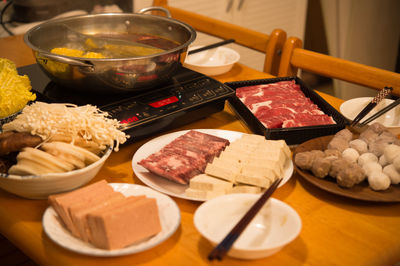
[24,7,196,94]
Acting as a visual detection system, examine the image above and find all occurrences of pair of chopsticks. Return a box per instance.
[188,39,235,55]
[350,86,393,127]
[208,178,282,261]
[359,97,400,126]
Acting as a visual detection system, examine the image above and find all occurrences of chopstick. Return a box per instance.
[350,87,393,127]
[360,97,400,126]
[208,178,282,261]
[188,39,235,55]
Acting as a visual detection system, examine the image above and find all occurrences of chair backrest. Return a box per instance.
[278,36,400,96]
[153,0,286,76]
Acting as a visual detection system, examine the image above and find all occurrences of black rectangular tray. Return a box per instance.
[225,76,348,145]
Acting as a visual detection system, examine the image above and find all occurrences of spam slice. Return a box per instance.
[48,180,114,236]
[67,190,123,238]
[86,196,161,250]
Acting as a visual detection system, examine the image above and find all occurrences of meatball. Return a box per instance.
[368,171,391,191]
[349,139,368,154]
[329,158,351,178]
[383,164,400,185]
[377,131,398,143]
[393,155,400,172]
[358,153,378,167]
[342,148,359,163]
[295,150,324,170]
[368,122,387,134]
[379,155,389,167]
[359,128,379,145]
[310,149,325,158]
[336,162,365,188]
[324,149,342,158]
[311,157,332,178]
[328,137,350,152]
[383,144,400,163]
[362,162,383,175]
[335,128,353,142]
[295,151,314,170]
[368,138,391,157]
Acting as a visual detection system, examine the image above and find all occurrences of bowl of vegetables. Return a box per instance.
[0,101,128,199]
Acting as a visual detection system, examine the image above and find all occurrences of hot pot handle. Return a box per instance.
[37,52,94,68]
[138,6,172,18]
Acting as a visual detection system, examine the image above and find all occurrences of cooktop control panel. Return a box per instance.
[101,76,233,130]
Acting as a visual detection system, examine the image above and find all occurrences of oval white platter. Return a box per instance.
[42,183,180,257]
[132,129,294,201]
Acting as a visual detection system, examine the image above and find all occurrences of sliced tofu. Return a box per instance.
[243,158,283,177]
[235,174,272,188]
[239,133,266,144]
[230,184,262,194]
[184,187,225,200]
[265,139,292,159]
[205,162,239,183]
[236,165,276,188]
[241,166,277,181]
[256,149,287,168]
[218,151,249,163]
[224,142,259,153]
[189,174,233,192]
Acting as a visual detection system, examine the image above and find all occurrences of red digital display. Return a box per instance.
[149,96,179,108]
[121,116,139,124]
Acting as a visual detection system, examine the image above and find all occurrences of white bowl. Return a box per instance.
[184,46,240,76]
[194,193,302,260]
[340,97,400,135]
[0,147,112,199]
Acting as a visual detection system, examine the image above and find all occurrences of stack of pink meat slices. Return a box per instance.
[236,80,335,128]
[138,130,230,184]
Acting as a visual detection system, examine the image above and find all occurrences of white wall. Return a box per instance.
[321,0,400,100]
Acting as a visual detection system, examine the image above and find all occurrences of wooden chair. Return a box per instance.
[278,36,400,96]
[153,0,286,76]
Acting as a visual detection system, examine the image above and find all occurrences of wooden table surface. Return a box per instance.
[0,34,399,266]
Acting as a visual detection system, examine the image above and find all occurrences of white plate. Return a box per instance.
[194,194,302,260]
[340,97,400,128]
[42,183,180,257]
[132,129,294,201]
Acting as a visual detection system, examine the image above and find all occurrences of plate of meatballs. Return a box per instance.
[293,122,400,202]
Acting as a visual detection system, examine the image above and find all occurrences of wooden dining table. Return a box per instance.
[0,34,399,266]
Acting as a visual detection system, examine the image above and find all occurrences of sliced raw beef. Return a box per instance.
[138,130,229,184]
[236,80,335,128]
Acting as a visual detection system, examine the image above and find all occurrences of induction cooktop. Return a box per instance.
[18,64,235,143]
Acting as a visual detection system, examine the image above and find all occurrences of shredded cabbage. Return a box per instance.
[0,58,36,118]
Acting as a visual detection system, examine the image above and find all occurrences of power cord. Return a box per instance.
[0,0,14,36]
